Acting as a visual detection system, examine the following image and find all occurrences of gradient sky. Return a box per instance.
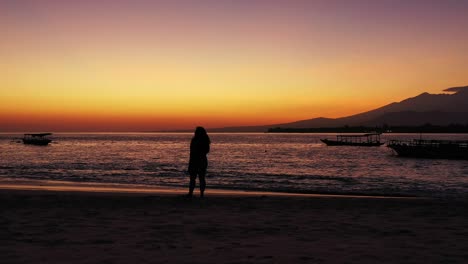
[1,0,468,131]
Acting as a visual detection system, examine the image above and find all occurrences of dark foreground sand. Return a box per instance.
[1,188,467,264]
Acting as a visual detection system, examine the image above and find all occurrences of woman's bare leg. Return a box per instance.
[188,173,197,197]
[199,172,206,198]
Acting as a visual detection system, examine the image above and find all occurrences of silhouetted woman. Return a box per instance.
[187,127,210,198]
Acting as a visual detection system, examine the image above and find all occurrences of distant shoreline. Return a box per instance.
[267,125,468,134]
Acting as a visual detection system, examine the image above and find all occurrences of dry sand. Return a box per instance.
[1,185,467,264]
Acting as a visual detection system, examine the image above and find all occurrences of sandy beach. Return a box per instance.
[1,184,467,264]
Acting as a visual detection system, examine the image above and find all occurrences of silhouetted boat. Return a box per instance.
[321,133,384,146]
[22,133,52,146]
[387,139,468,160]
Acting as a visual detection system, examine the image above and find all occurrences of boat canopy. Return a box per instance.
[336,133,380,138]
[335,133,381,143]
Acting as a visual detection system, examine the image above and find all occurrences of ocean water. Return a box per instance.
[1,133,468,198]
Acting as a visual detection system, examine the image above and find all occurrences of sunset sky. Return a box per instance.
[1,0,467,131]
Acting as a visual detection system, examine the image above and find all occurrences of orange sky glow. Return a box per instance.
[1,0,467,131]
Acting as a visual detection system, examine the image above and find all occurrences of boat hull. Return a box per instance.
[388,143,468,160]
[321,139,384,147]
[22,138,52,146]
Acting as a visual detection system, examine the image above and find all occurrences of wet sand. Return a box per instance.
[1,184,467,264]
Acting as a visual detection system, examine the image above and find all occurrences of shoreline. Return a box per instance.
[0,178,422,199]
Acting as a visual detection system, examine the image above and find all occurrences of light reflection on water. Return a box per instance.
[1,133,467,197]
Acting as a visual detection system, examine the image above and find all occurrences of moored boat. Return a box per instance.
[387,139,468,160]
[22,133,53,146]
[321,133,384,147]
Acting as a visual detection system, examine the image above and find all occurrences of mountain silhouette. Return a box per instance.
[210,86,468,132]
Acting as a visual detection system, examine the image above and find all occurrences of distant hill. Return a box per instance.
[209,85,468,132]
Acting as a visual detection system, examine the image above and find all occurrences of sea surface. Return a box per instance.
[1,133,468,198]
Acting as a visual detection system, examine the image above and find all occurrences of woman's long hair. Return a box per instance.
[193,126,210,145]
